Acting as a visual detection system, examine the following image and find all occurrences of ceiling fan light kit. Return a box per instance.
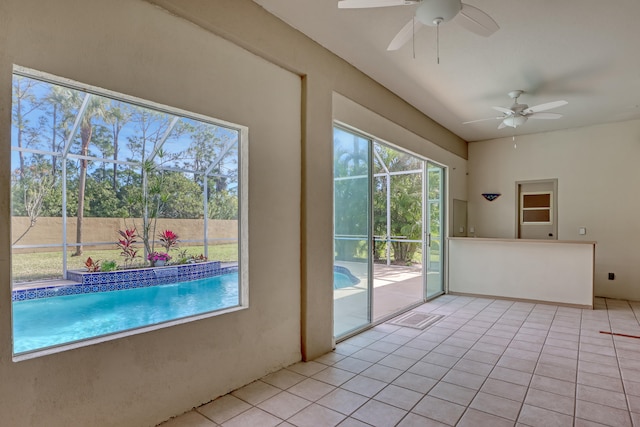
[415,0,461,26]
[464,90,568,130]
[337,0,499,60]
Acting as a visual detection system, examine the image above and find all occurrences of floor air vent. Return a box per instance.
[387,312,443,330]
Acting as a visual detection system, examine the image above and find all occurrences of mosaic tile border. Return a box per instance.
[12,261,238,302]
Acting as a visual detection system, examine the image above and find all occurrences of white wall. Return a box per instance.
[468,120,640,300]
[1,1,301,426]
[0,0,467,426]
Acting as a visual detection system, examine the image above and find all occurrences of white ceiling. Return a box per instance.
[253,0,640,142]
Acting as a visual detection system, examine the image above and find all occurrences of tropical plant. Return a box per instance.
[158,229,179,253]
[84,257,101,272]
[147,251,171,265]
[116,227,139,267]
[101,260,118,272]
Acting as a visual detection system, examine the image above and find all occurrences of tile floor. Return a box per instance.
[160,295,640,427]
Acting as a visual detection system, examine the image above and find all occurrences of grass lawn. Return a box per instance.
[12,243,238,284]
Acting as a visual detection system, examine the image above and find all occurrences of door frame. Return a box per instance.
[515,178,558,239]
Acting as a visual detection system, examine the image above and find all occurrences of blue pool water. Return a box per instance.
[13,272,239,354]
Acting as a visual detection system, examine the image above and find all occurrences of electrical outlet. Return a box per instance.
[608,273,615,280]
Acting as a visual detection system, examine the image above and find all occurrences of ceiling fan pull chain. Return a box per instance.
[412,18,416,59]
[436,20,440,64]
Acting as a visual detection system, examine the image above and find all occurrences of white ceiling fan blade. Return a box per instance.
[497,121,507,129]
[463,117,502,124]
[455,3,499,37]
[387,17,424,51]
[528,112,563,120]
[492,106,513,115]
[523,100,568,114]
[338,0,417,9]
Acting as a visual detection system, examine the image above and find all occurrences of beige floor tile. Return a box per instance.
[373,384,423,410]
[257,391,311,419]
[433,343,468,357]
[441,369,487,390]
[490,366,533,387]
[463,349,501,365]
[287,378,335,401]
[469,391,522,420]
[197,395,252,424]
[222,407,282,427]
[454,358,495,376]
[396,413,449,427]
[412,395,466,425]
[428,381,477,406]
[542,345,578,360]
[577,384,628,410]
[333,357,373,374]
[313,351,346,366]
[391,372,438,393]
[376,354,415,370]
[317,388,368,415]
[575,400,632,427]
[351,400,407,427]
[518,403,573,427]
[262,369,307,389]
[341,375,388,398]
[392,346,429,360]
[537,354,577,369]
[160,410,217,427]
[623,368,640,383]
[231,381,281,405]
[360,363,404,382]
[404,338,439,352]
[480,378,528,402]
[336,417,371,427]
[535,362,577,382]
[287,404,346,427]
[312,366,356,387]
[579,360,622,379]
[498,355,537,373]
[578,371,624,393]
[286,361,328,377]
[407,361,450,380]
[457,408,515,427]
[351,348,387,363]
[529,375,575,398]
[524,387,574,415]
[421,351,460,367]
[366,340,400,354]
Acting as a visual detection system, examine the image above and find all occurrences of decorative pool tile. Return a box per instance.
[13,261,233,301]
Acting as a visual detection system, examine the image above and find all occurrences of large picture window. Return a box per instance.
[10,67,247,358]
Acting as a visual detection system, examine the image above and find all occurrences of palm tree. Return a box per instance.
[73,96,107,256]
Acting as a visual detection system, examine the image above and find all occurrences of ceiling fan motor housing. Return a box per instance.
[416,0,462,26]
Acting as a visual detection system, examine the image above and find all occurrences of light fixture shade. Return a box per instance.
[502,115,528,128]
[416,0,462,26]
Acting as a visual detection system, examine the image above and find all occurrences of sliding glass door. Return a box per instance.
[333,126,446,339]
[333,127,372,337]
[426,162,445,298]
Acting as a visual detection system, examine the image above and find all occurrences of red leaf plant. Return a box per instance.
[84,257,101,273]
[158,229,179,253]
[117,227,139,267]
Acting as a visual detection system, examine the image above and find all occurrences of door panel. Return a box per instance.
[333,127,372,338]
[426,162,445,298]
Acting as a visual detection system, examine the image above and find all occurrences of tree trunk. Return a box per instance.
[73,124,93,256]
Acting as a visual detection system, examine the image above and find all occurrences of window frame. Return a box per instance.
[10,65,249,361]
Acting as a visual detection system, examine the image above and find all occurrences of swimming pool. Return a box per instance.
[13,272,239,354]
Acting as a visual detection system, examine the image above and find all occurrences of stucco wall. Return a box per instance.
[1,1,301,426]
[467,119,640,300]
[0,0,467,426]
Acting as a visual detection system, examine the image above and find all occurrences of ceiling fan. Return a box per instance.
[464,90,569,129]
[337,0,499,52]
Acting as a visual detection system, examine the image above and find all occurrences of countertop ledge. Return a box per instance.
[448,237,597,245]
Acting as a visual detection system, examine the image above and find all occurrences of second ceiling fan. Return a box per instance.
[338,0,499,52]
